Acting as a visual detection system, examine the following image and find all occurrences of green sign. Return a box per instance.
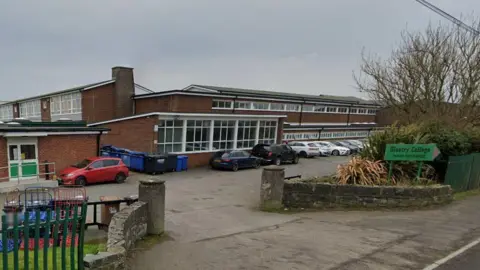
[384,144,440,161]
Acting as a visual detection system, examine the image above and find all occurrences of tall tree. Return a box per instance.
[355,20,480,127]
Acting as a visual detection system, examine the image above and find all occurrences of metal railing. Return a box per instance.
[0,162,56,184]
[86,198,138,230]
[285,175,301,180]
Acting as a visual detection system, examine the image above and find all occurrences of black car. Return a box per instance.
[209,150,261,171]
[251,143,299,166]
[332,141,359,154]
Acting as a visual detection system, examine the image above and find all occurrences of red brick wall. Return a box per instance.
[186,152,215,168]
[82,83,116,123]
[99,116,157,153]
[171,96,212,112]
[0,138,8,182]
[135,96,173,114]
[38,135,98,176]
[41,98,51,122]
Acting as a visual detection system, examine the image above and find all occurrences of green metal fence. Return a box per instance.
[0,202,87,270]
[445,153,480,192]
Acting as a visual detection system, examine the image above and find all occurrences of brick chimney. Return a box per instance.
[112,66,135,118]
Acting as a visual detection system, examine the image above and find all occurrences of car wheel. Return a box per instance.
[254,161,261,169]
[115,173,126,184]
[300,151,307,158]
[292,155,299,164]
[332,150,340,156]
[232,163,239,172]
[75,176,87,186]
[274,157,282,166]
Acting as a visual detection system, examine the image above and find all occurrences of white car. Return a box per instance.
[288,141,320,158]
[314,141,350,156]
[347,140,365,150]
[311,142,331,156]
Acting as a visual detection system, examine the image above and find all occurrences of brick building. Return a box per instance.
[0,66,381,170]
[0,121,108,183]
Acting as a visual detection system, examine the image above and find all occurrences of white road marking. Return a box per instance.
[423,237,480,270]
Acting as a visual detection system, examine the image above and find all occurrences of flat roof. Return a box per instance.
[88,112,287,126]
[0,120,109,133]
[134,85,379,107]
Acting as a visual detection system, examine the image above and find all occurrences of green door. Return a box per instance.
[8,141,38,180]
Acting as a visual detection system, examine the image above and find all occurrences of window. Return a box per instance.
[0,105,13,120]
[314,105,326,112]
[104,159,120,167]
[350,108,358,114]
[358,108,367,114]
[258,121,277,144]
[285,104,300,112]
[19,100,41,118]
[338,107,348,113]
[326,107,338,113]
[50,92,82,115]
[234,101,251,109]
[271,103,286,111]
[90,161,104,169]
[367,109,377,114]
[212,100,232,109]
[157,120,183,153]
[252,102,270,110]
[20,145,36,160]
[213,120,236,150]
[186,120,211,152]
[302,105,314,112]
[237,120,257,149]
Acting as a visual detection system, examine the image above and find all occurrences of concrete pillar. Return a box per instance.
[260,166,285,210]
[139,179,165,235]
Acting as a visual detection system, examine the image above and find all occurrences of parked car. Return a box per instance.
[58,157,129,186]
[346,140,365,151]
[209,150,261,171]
[314,141,350,156]
[251,143,299,165]
[332,141,359,154]
[311,142,331,156]
[288,141,320,158]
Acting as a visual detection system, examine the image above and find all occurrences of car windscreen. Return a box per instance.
[221,153,231,159]
[73,159,91,168]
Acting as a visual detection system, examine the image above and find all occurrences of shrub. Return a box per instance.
[336,157,392,185]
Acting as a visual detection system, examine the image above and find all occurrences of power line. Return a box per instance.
[414,0,480,35]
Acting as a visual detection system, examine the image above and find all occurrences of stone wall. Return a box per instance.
[283,182,453,209]
[84,202,148,270]
[107,201,148,251]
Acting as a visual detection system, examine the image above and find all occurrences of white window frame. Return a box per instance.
[157,120,184,153]
[212,99,233,109]
[0,104,13,121]
[236,120,258,149]
[50,92,82,116]
[234,101,252,110]
[185,120,211,152]
[19,100,41,118]
[252,102,270,110]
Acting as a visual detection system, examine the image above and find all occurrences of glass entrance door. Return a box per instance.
[7,138,39,180]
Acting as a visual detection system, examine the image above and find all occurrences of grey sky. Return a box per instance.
[0,0,478,101]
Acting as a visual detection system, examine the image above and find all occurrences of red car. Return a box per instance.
[58,157,129,186]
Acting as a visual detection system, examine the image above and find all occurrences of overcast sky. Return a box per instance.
[0,0,478,101]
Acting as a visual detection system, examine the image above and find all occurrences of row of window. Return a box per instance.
[283,130,371,141]
[19,100,41,118]
[50,92,82,115]
[0,92,83,121]
[212,100,378,115]
[156,119,278,153]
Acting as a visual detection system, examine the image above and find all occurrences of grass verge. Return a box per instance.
[453,189,480,201]
[0,243,104,270]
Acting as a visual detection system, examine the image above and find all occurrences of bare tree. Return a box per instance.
[355,20,480,127]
